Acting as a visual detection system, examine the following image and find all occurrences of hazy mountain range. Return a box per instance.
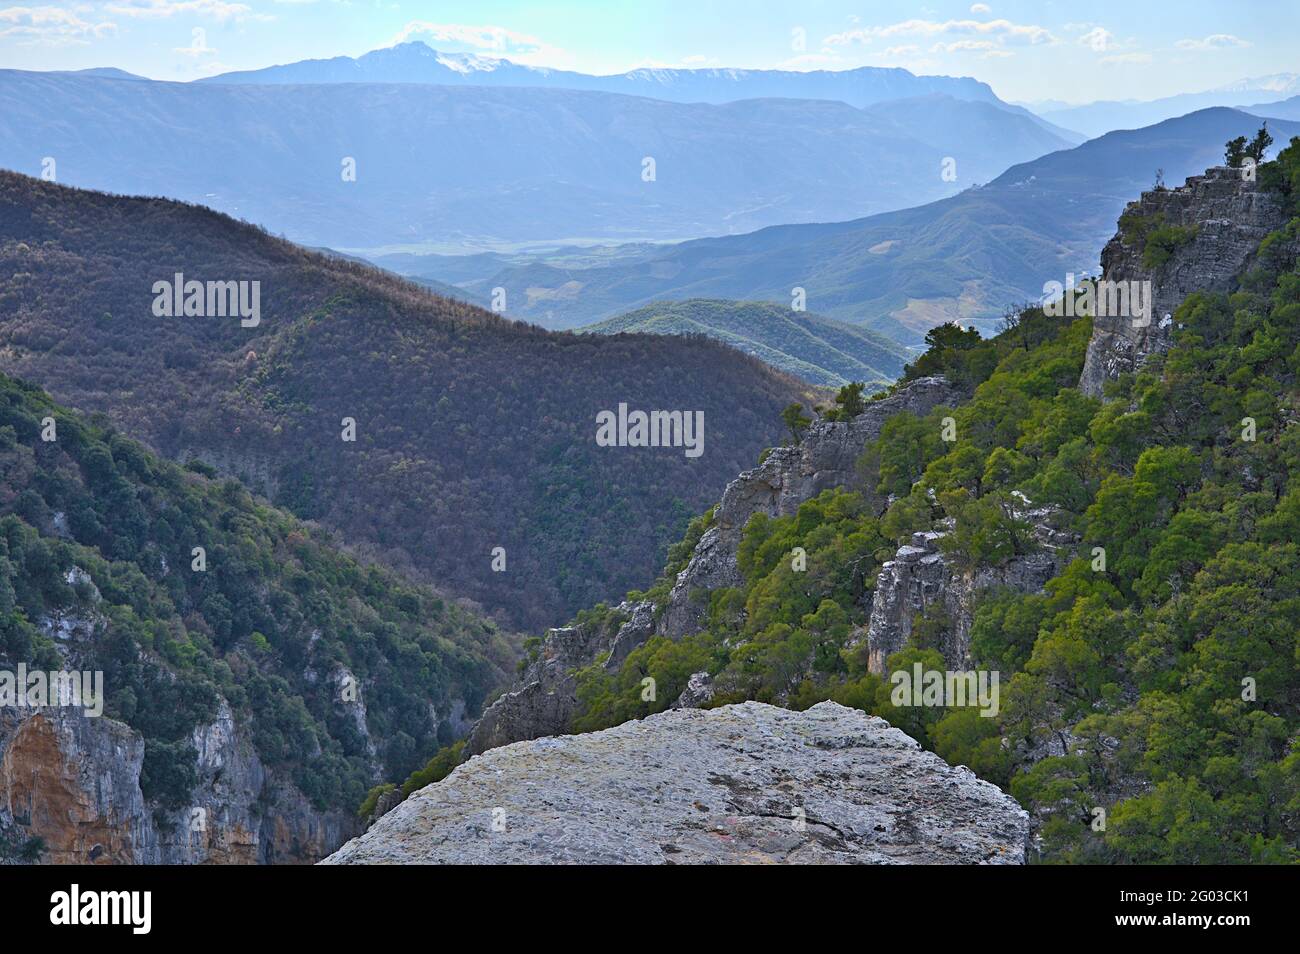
[12,45,1292,346]
[426,108,1299,343]
[201,40,1078,139]
[1035,73,1300,138]
[1249,95,1300,121]
[0,67,1074,251]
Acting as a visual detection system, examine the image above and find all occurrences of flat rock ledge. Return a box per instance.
[323,702,1028,865]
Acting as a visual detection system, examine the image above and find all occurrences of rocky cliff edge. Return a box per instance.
[1079,165,1290,397]
[326,701,1029,865]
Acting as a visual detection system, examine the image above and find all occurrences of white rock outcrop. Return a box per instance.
[325,701,1029,865]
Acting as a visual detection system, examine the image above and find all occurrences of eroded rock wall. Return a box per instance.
[658,375,956,639]
[862,512,1076,674]
[1079,165,1290,397]
[0,700,359,864]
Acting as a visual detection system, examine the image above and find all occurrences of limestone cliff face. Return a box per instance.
[463,376,958,757]
[0,590,368,864]
[862,505,1077,674]
[0,707,149,864]
[463,620,614,758]
[326,701,1029,865]
[0,701,359,864]
[657,376,957,640]
[1079,165,1290,397]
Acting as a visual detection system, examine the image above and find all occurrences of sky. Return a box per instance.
[0,0,1296,104]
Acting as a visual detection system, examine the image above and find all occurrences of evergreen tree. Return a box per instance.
[781,403,812,445]
[1225,135,1247,167]
[1247,122,1274,163]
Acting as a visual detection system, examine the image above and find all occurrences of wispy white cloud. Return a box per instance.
[1175,33,1250,51]
[105,0,263,21]
[1076,25,1152,63]
[0,5,116,44]
[970,3,991,14]
[1078,26,1114,52]
[825,17,1054,52]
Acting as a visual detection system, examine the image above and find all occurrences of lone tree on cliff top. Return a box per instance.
[1226,124,1274,167]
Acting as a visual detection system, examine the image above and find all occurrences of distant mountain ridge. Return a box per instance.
[1213,72,1300,96]
[203,40,990,102]
[198,40,1080,142]
[0,69,1073,250]
[1247,95,1300,121]
[1040,73,1300,138]
[54,67,148,81]
[581,299,912,388]
[447,108,1300,342]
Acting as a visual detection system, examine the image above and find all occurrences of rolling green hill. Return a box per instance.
[581,299,912,388]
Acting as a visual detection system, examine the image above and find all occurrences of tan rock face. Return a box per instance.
[1,712,141,864]
[0,704,357,865]
[191,823,260,866]
[326,701,1030,865]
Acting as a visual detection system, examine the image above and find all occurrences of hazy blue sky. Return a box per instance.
[1,0,1296,103]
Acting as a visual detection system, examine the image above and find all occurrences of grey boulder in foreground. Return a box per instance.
[323,701,1028,865]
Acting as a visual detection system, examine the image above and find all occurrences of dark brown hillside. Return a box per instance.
[0,172,813,630]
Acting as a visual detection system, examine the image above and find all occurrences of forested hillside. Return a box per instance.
[0,372,515,860]
[582,299,911,387]
[394,143,1300,862]
[0,172,811,630]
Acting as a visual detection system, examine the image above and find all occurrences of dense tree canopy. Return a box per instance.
[0,373,515,841]
[0,173,808,632]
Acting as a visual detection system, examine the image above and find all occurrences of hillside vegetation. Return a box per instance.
[0,371,514,822]
[400,142,1300,862]
[0,172,810,631]
[581,299,912,388]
